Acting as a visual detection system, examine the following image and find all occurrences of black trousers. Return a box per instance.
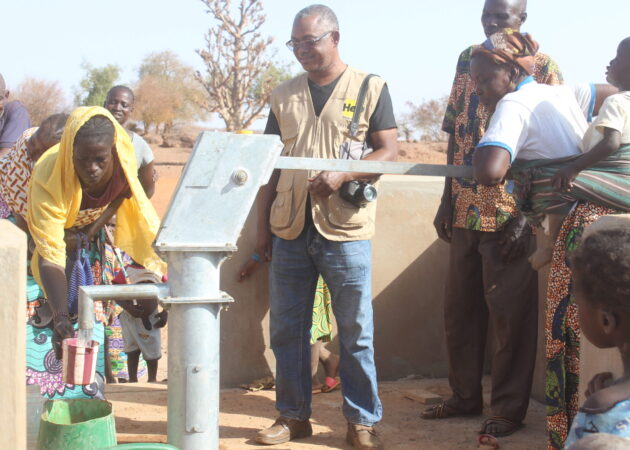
[444,227,538,422]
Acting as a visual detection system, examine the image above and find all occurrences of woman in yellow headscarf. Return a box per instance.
[26,106,165,399]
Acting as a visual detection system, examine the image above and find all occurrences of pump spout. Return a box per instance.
[77,283,170,332]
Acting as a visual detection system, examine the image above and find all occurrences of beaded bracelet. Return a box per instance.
[251,253,262,263]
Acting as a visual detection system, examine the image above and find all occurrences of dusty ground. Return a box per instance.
[110,141,547,448]
[397,141,447,165]
[111,378,546,449]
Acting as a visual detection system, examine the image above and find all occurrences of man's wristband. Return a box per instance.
[251,253,262,263]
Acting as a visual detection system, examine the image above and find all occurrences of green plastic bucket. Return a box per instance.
[36,399,117,450]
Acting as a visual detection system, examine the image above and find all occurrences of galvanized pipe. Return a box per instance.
[275,156,475,178]
[166,251,228,450]
[78,283,170,331]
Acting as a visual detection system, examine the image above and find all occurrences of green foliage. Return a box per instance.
[74,62,121,107]
[134,51,206,132]
[250,62,293,102]
[139,50,188,81]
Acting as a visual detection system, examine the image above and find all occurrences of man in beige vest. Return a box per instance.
[253,5,397,449]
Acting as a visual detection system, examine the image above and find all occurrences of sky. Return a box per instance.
[2,0,629,130]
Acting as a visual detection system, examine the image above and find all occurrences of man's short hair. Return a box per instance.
[295,4,339,32]
[106,85,135,103]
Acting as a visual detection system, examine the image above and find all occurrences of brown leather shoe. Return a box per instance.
[255,417,312,445]
[346,423,384,449]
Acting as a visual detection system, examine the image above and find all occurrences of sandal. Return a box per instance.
[479,416,524,437]
[321,376,341,393]
[239,376,275,392]
[420,402,481,420]
[478,434,499,449]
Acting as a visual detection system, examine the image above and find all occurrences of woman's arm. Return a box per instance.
[39,257,74,358]
[472,146,512,186]
[138,161,156,199]
[81,196,125,239]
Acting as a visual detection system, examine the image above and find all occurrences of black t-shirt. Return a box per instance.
[264,74,397,136]
[264,73,397,227]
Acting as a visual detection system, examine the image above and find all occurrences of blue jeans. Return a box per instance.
[270,224,382,426]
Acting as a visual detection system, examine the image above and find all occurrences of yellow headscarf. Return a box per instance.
[27,106,166,281]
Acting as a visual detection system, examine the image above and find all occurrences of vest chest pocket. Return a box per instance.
[270,170,295,229]
[280,124,300,157]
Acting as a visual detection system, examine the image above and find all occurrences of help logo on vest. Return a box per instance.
[342,99,364,119]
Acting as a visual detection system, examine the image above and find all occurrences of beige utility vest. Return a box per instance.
[269,67,386,241]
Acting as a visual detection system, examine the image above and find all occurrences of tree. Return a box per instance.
[133,76,177,135]
[406,96,449,142]
[134,51,206,134]
[250,62,293,106]
[14,78,67,126]
[74,62,120,107]
[196,0,284,131]
[396,114,414,142]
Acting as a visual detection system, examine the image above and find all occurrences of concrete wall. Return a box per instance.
[218,175,620,401]
[219,176,450,386]
[0,220,26,449]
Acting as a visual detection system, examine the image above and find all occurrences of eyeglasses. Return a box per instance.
[286,31,333,51]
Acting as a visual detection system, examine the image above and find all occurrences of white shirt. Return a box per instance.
[131,132,155,169]
[583,91,630,151]
[478,79,594,161]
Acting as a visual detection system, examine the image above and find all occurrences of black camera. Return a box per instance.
[339,180,378,208]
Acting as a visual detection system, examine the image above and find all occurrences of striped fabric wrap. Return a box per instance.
[508,144,630,226]
[65,233,94,315]
[62,338,99,385]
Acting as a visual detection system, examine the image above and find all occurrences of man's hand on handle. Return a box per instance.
[307,171,348,197]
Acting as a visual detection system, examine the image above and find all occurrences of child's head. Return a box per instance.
[607,36,630,90]
[571,221,630,349]
[127,266,161,314]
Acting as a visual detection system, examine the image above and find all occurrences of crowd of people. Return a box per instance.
[0,1,629,450]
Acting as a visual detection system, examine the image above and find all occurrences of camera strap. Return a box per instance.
[348,74,379,138]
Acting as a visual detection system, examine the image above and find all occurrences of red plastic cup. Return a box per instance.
[62,338,99,385]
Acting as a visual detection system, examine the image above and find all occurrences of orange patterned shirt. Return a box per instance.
[0,127,108,226]
[443,46,563,232]
[0,127,37,219]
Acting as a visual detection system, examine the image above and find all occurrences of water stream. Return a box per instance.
[77,328,93,348]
